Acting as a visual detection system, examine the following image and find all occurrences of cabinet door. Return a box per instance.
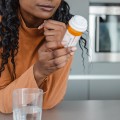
[64,80,89,100]
[90,80,120,100]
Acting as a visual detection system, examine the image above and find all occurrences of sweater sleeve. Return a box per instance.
[0,15,73,113]
[42,56,73,109]
[0,65,43,113]
[0,56,73,113]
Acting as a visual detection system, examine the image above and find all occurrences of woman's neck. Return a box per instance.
[20,9,44,28]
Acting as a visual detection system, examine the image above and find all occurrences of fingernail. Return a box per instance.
[70,52,74,56]
[71,47,77,51]
[61,41,68,46]
[38,23,44,29]
[44,20,47,23]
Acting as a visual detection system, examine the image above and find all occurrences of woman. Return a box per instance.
[0,0,77,113]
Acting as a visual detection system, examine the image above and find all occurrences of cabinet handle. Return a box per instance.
[96,16,100,52]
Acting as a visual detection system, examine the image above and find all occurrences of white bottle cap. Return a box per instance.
[69,15,87,32]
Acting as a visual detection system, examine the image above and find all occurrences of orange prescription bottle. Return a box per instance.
[62,15,87,47]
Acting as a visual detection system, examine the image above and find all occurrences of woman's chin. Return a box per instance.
[35,12,54,20]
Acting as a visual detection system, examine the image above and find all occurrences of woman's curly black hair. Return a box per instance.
[0,0,88,79]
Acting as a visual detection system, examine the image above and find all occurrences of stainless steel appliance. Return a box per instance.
[89,4,120,62]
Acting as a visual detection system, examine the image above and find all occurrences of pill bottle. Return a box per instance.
[62,15,87,47]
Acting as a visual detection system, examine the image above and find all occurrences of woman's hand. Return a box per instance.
[44,20,67,50]
[33,20,77,85]
[34,45,77,83]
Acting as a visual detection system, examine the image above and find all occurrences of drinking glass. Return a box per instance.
[13,88,43,120]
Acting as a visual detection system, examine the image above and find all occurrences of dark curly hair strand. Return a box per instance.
[0,0,20,79]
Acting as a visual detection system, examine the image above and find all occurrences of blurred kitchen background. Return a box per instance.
[64,0,120,100]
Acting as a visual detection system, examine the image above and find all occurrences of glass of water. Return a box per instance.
[12,88,43,120]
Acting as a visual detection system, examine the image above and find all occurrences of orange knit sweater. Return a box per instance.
[0,15,73,113]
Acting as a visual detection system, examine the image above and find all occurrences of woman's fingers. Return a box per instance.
[46,20,66,28]
[43,20,67,51]
[45,40,77,51]
[45,41,64,50]
[47,62,67,70]
[38,51,53,60]
[47,55,70,68]
[38,47,77,61]
[45,47,77,68]
[44,20,66,31]
[51,47,77,57]
[44,30,57,36]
